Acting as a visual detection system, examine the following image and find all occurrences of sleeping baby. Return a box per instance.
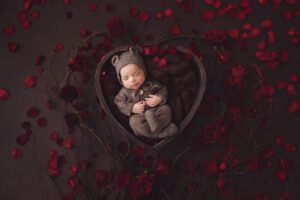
[112,46,178,139]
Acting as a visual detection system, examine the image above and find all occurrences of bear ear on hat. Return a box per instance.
[111,55,119,67]
[128,46,142,56]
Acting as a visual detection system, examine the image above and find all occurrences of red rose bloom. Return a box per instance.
[129,174,154,198]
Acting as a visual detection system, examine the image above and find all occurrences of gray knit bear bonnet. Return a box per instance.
[111,46,147,85]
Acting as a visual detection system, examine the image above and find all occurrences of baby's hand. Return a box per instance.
[145,95,162,108]
[131,101,146,114]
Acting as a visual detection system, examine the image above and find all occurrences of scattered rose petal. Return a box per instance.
[11,147,22,159]
[156,157,169,175]
[260,19,273,29]
[276,170,287,182]
[170,23,182,35]
[129,7,139,17]
[0,88,10,100]
[288,99,300,113]
[16,133,30,145]
[30,10,40,19]
[63,136,75,149]
[89,3,97,12]
[64,0,72,5]
[26,106,39,118]
[53,43,64,51]
[164,8,174,18]
[37,117,47,127]
[24,76,37,88]
[7,41,19,52]
[50,131,59,141]
[3,25,15,36]
[138,11,150,22]
[200,9,215,21]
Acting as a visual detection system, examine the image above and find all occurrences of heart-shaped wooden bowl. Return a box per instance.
[95,45,206,150]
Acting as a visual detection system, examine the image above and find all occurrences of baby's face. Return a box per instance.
[120,64,145,90]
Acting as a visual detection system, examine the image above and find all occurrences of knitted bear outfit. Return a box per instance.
[112,46,178,138]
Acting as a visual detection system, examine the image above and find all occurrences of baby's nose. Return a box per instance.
[129,77,136,82]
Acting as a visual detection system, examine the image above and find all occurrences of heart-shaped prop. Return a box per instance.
[95,45,206,150]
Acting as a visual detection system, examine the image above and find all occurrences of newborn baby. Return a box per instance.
[112,46,178,139]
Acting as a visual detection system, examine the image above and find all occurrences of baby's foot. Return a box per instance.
[157,123,178,138]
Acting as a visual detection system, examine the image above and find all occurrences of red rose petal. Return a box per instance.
[24,76,37,88]
[155,11,164,20]
[200,9,215,21]
[228,28,240,40]
[0,88,10,100]
[3,25,15,36]
[79,28,91,38]
[235,11,247,21]
[276,170,287,182]
[282,10,293,21]
[22,0,33,11]
[22,20,31,29]
[18,11,28,22]
[63,136,75,149]
[260,19,273,29]
[7,41,19,52]
[289,74,298,83]
[170,23,182,35]
[164,8,174,18]
[30,10,40,19]
[11,147,22,159]
[50,131,59,141]
[138,11,150,22]
[203,159,218,176]
[68,176,76,189]
[267,31,276,44]
[26,106,39,118]
[156,157,169,175]
[70,164,78,174]
[239,0,251,7]
[53,43,64,51]
[63,0,72,5]
[277,80,286,89]
[251,27,261,38]
[16,134,30,146]
[257,40,267,50]
[37,117,47,127]
[219,161,228,171]
[89,3,97,12]
[158,58,167,68]
[283,143,296,152]
[131,145,145,157]
[129,7,139,17]
[285,83,297,96]
[258,0,268,6]
[35,55,46,65]
[288,99,300,113]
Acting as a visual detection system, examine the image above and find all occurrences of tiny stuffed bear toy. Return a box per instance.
[112,46,178,139]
